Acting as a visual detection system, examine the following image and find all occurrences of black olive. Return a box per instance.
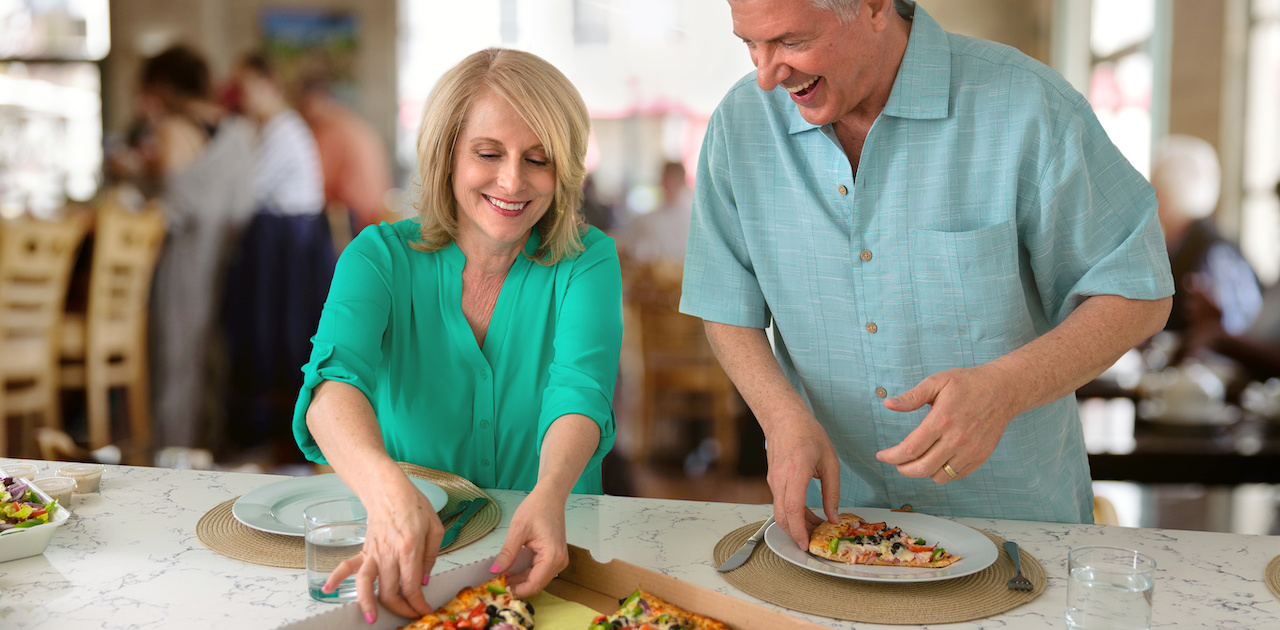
[891,542,902,551]
[527,603,535,615]
[487,605,498,616]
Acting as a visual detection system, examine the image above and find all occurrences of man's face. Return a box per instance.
[730,0,874,127]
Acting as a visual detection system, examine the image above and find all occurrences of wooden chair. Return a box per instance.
[0,213,89,457]
[621,261,742,472]
[59,200,165,459]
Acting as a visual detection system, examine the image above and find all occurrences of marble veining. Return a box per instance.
[0,459,1276,629]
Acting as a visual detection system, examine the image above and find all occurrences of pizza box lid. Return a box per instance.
[276,545,827,630]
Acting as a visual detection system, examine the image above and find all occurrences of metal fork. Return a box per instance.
[1003,541,1033,591]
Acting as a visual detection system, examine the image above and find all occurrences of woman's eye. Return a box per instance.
[478,152,501,160]
[526,157,549,167]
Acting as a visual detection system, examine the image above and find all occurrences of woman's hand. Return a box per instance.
[323,474,442,624]
[487,487,569,599]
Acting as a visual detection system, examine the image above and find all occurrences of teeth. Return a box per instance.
[786,76,819,93]
[485,195,527,211]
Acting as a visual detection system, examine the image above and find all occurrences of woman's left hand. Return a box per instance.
[487,487,569,598]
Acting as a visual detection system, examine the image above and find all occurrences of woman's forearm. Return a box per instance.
[305,380,407,498]
[534,414,601,502]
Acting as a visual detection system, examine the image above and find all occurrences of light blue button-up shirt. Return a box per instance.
[680,5,1173,523]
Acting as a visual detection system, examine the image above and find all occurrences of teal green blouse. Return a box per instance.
[292,219,622,494]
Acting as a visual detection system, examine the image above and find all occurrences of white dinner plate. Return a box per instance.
[231,474,448,537]
[763,507,998,582]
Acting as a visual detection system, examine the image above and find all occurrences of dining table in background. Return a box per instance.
[0,458,1276,629]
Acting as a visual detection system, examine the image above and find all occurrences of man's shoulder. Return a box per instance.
[945,31,1087,109]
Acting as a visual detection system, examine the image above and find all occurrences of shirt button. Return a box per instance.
[860,250,872,262]
[479,370,489,380]
[481,459,491,467]
[866,322,877,334]
[480,420,490,429]
[875,387,888,398]
[838,185,848,195]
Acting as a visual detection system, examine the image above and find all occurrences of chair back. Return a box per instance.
[85,200,166,354]
[0,214,88,375]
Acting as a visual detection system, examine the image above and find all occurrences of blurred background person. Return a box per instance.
[1153,134,1262,336]
[615,161,692,266]
[221,52,332,466]
[578,174,616,233]
[139,45,255,450]
[297,74,394,233]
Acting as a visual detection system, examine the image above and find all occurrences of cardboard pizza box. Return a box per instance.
[277,545,827,630]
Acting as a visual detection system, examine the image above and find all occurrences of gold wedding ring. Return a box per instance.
[943,463,958,479]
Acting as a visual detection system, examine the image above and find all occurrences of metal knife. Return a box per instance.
[439,496,489,550]
[716,515,775,572]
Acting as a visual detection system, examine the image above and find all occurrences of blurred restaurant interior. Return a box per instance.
[1,0,1279,536]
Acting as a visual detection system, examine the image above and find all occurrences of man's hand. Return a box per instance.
[875,363,1021,483]
[764,414,842,548]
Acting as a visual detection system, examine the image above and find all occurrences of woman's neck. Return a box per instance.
[457,231,530,279]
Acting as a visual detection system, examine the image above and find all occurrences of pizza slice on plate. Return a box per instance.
[399,574,534,630]
[808,512,961,568]
[589,589,729,630]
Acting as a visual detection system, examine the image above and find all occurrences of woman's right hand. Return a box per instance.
[323,474,441,624]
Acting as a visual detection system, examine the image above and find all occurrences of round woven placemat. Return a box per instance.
[195,463,500,568]
[1266,554,1280,601]
[713,520,1046,625]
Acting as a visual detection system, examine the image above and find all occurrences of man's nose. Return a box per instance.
[754,48,787,91]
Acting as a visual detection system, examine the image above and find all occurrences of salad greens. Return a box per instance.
[1,476,58,530]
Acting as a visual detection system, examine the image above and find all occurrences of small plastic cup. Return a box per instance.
[30,477,75,507]
[56,463,104,493]
[1,463,39,480]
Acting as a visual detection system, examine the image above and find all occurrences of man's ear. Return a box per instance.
[866,0,895,32]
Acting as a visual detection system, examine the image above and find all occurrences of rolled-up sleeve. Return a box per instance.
[679,105,772,329]
[292,232,392,463]
[536,237,623,475]
[1021,96,1174,326]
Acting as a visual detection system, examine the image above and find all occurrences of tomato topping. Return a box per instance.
[906,543,934,553]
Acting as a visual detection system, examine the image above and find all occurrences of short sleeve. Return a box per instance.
[1020,96,1174,325]
[536,232,623,486]
[292,229,394,463]
[679,106,772,328]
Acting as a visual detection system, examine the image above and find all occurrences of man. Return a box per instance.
[617,161,696,265]
[680,0,1174,548]
[298,76,395,232]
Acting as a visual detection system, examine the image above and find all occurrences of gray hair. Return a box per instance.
[811,0,861,22]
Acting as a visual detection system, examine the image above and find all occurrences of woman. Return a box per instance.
[294,49,622,623]
[139,45,256,449]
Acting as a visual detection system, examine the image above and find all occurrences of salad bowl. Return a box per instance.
[0,478,72,563]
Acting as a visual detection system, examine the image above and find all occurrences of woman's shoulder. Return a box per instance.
[570,225,618,263]
[346,217,441,265]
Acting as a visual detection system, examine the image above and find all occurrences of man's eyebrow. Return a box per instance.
[733,30,802,43]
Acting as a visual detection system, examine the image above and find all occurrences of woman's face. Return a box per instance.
[451,88,556,256]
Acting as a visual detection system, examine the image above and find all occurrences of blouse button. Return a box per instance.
[480,370,489,380]
[838,185,848,195]
[481,459,491,467]
[875,387,888,398]
[866,322,877,334]
[860,250,872,262]
[480,420,490,429]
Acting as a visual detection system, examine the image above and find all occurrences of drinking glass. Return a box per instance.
[304,498,367,603]
[1066,546,1156,630]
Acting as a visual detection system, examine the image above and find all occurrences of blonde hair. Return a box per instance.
[412,48,590,265]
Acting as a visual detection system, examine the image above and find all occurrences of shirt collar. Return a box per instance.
[786,2,950,135]
[440,225,542,269]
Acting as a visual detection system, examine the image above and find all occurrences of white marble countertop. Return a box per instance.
[0,459,1277,629]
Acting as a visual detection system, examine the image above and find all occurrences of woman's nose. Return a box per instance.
[496,157,523,192]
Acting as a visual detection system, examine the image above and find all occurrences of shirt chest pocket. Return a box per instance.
[907,219,1034,363]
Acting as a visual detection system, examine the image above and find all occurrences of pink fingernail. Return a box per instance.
[365,612,375,624]
[489,562,501,573]
[320,584,331,593]
[423,575,430,585]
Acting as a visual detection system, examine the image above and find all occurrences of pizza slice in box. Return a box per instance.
[808,512,961,568]
[589,589,729,630]
[399,574,534,630]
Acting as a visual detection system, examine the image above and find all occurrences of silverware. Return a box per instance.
[439,497,488,550]
[716,515,775,572]
[437,499,472,526]
[1003,541,1033,591]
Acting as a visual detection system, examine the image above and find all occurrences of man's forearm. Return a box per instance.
[703,321,813,433]
[992,294,1171,415]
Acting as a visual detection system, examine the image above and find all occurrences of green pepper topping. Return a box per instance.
[914,538,925,545]
[829,537,840,553]
[486,583,507,595]
[931,548,946,561]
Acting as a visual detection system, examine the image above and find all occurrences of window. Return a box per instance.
[1242,0,1280,284]
[1086,0,1167,177]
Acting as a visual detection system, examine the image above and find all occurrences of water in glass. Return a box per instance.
[1066,561,1154,629]
[306,523,365,602]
